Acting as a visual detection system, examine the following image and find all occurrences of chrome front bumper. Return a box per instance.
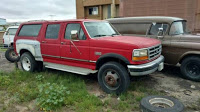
[127,55,164,76]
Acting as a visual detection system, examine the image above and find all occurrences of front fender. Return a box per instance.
[96,53,130,69]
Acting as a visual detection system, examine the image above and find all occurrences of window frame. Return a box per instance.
[18,24,42,37]
[148,23,169,36]
[64,23,87,40]
[45,24,61,39]
[88,7,99,16]
[6,28,18,35]
[169,20,186,36]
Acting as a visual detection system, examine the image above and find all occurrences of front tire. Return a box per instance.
[20,52,37,72]
[5,47,20,63]
[181,56,200,81]
[98,62,130,94]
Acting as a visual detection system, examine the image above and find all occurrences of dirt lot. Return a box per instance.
[0,51,200,112]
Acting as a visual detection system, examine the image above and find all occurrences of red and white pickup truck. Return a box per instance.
[14,19,164,94]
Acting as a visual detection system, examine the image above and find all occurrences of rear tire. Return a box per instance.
[5,47,20,63]
[20,52,37,72]
[181,56,200,82]
[98,62,130,94]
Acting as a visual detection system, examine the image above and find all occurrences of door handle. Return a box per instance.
[61,42,66,45]
[42,41,47,43]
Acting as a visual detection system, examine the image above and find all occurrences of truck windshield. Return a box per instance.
[84,22,119,38]
[169,21,186,35]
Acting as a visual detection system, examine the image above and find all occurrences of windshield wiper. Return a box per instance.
[111,33,119,37]
[93,35,107,37]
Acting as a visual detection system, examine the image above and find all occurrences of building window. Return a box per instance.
[89,7,98,15]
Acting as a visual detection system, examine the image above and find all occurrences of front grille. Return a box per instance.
[148,44,162,60]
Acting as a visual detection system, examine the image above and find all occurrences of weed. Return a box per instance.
[0,47,7,52]
[36,75,44,82]
[0,75,11,87]
[37,83,70,111]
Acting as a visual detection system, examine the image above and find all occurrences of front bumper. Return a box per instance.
[127,55,164,76]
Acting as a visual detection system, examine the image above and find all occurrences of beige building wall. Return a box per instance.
[76,0,119,20]
[0,31,4,44]
[195,0,200,32]
[103,5,109,20]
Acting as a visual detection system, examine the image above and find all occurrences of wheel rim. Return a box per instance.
[22,57,31,71]
[102,69,121,90]
[186,62,200,77]
[9,50,18,59]
[149,98,174,108]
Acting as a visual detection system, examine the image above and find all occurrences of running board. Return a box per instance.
[43,62,97,75]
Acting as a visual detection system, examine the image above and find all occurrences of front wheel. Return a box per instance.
[98,62,130,94]
[20,52,37,72]
[181,56,200,82]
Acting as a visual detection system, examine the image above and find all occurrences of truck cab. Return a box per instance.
[108,16,200,81]
[3,26,19,47]
[14,19,164,94]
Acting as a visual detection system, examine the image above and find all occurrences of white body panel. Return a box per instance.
[3,26,19,47]
[16,39,43,61]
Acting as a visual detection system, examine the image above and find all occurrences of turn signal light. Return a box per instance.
[132,56,148,61]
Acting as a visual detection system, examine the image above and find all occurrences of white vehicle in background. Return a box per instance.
[3,26,20,62]
[3,26,18,47]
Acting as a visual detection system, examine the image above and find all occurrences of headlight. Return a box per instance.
[133,49,148,61]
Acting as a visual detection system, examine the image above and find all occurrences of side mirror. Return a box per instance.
[71,30,79,40]
[157,28,164,39]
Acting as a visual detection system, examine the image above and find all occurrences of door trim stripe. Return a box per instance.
[42,54,96,63]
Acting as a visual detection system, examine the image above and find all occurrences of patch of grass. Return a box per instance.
[0,70,163,111]
[0,47,7,52]
[117,81,164,111]
[0,70,103,111]
[37,83,70,111]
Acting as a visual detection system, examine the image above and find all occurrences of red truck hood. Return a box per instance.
[90,36,161,50]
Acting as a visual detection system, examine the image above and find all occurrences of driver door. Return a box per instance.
[60,22,90,69]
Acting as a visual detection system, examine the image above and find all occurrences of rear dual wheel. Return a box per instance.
[98,62,130,94]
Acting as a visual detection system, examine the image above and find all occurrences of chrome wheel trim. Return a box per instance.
[22,57,31,71]
[149,98,174,108]
[102,69,120,90]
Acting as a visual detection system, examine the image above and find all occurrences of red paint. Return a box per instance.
[14,19,161,70]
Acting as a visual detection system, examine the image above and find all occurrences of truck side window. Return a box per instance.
[6,28,18,35]
[149,23,168,35]
[45,24,60,39]
[18,24,42,37]
[65,23,86,40]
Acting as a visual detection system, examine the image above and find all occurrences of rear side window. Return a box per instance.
[18,24,42,37]
[45,24,60,39]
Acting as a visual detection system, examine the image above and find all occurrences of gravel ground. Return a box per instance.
[0,51,200,112]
